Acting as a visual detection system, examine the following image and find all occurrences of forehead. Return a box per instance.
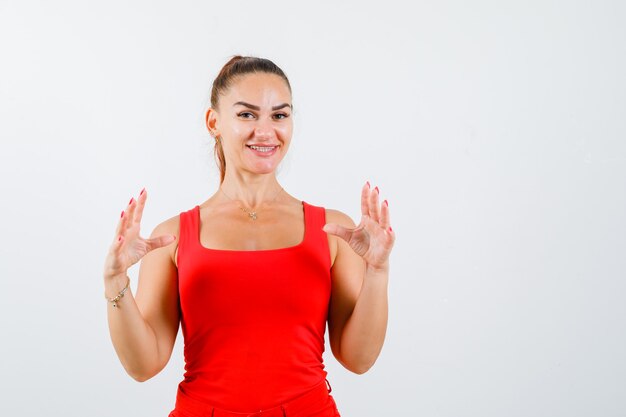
[222,72,291,106]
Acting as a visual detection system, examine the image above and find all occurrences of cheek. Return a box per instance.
[228,122,250,136]
[278,123,293,139]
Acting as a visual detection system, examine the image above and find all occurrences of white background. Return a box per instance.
[1,1,625,416]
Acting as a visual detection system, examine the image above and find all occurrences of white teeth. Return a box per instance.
[249,145,276,152]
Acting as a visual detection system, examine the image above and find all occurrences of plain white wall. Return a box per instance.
[1,0,625,416]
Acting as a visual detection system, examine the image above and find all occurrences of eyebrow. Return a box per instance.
[233,101,292,111]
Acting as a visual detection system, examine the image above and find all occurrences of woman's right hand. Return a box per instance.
[103,188,176,280]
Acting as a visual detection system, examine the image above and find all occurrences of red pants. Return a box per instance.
[169,379,341,417]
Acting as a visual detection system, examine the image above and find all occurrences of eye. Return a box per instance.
[273,113,290,120]
[237,112,255,119]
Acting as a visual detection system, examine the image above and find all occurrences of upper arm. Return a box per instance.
[325,209,366,368]
[134,215,180,373]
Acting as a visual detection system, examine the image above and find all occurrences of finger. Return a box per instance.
[380,198,390,230]
[134,187,147,225]
[146,234,177,251]
[361,181,370,218]
[387,225,396,244]
[126,196,137,225]
[114,209,128,243]
[322,223,353,243]
[112,233,125,255]
[369,185,381,223]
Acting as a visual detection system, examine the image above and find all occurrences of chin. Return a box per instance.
[248,158,285,174]
[252,166,279,175]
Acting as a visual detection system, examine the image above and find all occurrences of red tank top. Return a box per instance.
[175,201,332,412]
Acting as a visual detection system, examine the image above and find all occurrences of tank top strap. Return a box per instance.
[177,206,199,261]
[302,201,323,235]
[302,201,331,269]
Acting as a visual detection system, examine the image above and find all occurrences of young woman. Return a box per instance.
[103,56,395,417]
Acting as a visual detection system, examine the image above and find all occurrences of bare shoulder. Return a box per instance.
[148,212,181,266]
[323,208,358,267]
[324,208,358,228]
[150,212,181,240]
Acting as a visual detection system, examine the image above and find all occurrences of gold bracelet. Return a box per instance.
[105,275,130,308]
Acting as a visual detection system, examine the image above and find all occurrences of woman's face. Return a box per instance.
[207,72,293,178]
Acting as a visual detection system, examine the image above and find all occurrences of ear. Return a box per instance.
[205,108,220,137]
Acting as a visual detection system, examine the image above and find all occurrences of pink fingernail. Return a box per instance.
[140,187,145,196]
[389,226,393,232]
[120,210,124,218]
[128,197,134,205]
[384,200,388,207]
[118,235,122,241]
[374,186,379,194]
[366,181,370,188]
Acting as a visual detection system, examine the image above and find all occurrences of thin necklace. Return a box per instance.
[219,186,284,221]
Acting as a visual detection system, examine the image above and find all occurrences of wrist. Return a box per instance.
[104,274,131,308]
[104,271,128,281]
[104,272,130,296]
[366,262,389,275]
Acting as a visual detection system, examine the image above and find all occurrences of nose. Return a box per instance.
[253,119,276,140]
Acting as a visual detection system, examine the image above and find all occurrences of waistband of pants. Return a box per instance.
[174,378,333,417]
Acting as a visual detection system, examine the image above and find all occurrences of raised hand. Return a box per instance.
[322,182,395,271]
[103,188,176,279]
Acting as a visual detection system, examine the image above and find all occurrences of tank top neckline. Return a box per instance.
[193,200,309,254]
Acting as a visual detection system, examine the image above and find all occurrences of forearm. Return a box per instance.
[339,264,389,374]
[105,274,160,382]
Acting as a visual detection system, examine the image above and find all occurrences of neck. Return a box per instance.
[219,172,282,209]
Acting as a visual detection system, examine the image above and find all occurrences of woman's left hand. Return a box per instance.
[323,182,396,271]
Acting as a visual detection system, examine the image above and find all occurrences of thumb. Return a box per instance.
[147,234,177,250]
[322,223,352,243]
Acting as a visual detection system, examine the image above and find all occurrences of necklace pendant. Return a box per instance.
[249,212,257,220]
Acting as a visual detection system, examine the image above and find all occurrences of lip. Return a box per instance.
[246,144,279,157]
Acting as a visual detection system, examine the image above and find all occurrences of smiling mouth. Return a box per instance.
[246,145,278,153]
